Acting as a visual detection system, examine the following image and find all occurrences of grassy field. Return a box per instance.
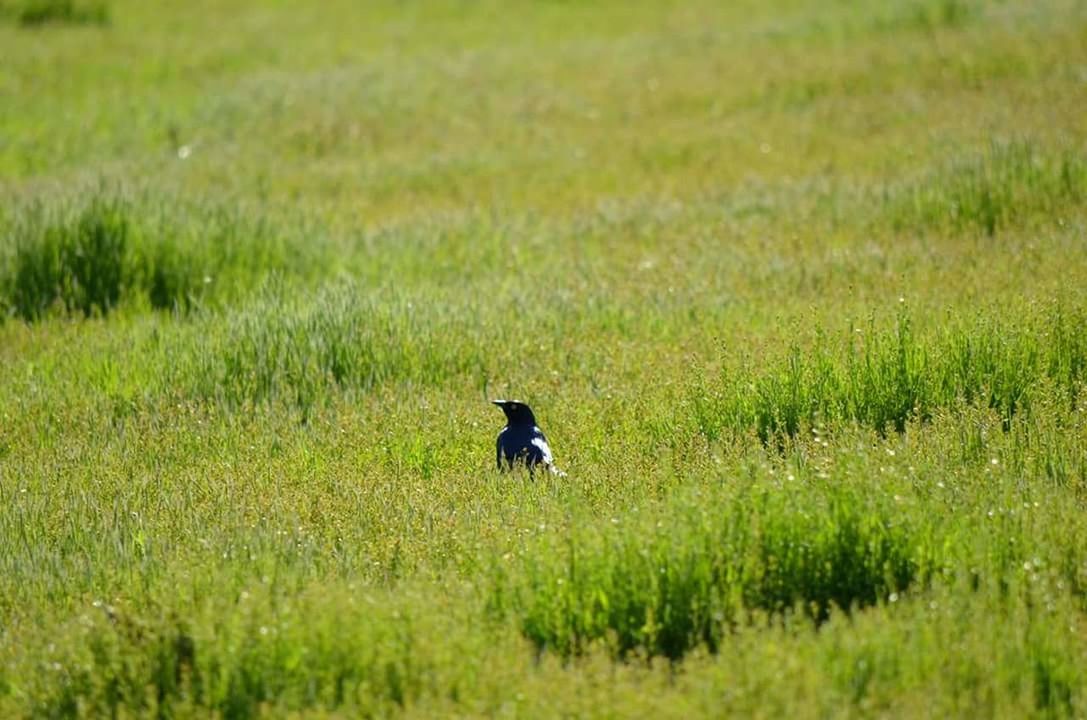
[2,0,1087,716]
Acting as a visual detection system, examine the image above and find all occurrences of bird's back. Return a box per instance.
[497,424,552,469]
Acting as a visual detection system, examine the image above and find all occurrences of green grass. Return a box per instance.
[2,0,1087,716]
[692,304,1087,443]
[882,140,1087,236]
[510,481,922,661]
[1,0,108,27]
[1,194,333,319]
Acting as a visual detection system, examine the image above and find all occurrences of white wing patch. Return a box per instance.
[530,436,553,464]
[531,434,566,477]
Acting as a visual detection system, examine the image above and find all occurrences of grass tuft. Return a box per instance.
[4,0,109,26]
[21,586,461,718]
[186,282,487,411]
[6,197,128,319]
[1,195,330,320]
[698,306,1087,444]
[884,141,1086,236]
[512,485,920,661]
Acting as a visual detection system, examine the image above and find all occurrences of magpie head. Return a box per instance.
[491,399,537,427]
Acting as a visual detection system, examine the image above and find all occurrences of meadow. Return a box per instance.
[1,0,1086,716]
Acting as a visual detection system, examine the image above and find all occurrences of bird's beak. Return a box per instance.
[491,399,505,407]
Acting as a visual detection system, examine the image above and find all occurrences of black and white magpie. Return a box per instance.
[491,400,565,476]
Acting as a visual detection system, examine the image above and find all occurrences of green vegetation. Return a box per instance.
[1,0,108,26]
[883,141,1087,236]
[697,305,1087,442]
[0,196,332,318]
[2,0,1086,716]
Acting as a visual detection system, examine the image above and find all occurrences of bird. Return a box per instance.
[491,399,565,477]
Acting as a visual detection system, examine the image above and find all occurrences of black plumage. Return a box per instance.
[491,400,564,476]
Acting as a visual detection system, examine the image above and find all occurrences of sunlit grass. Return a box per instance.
[2,0,1087,716]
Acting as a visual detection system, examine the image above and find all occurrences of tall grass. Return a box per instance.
[694,305,1087,444]
[873,0,976,34]
[883,141,1086,236]
[0,196,331,321]
[1,0,108,26]
[184,282,489,412]
[95,289,1080,452]
[5,197,128,319]
[508,484,923,661]
[15,582,482,718]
